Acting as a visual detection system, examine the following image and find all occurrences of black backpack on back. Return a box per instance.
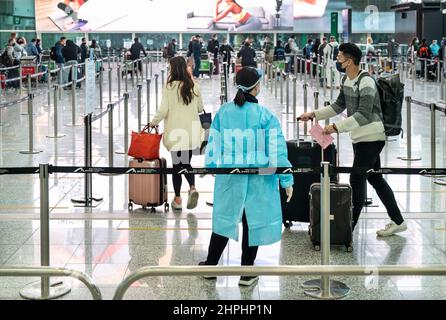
[343,73,404,137]
[284,43,291,54]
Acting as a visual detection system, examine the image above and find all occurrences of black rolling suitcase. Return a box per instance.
[309,183,353,252]
[280,121,337,226]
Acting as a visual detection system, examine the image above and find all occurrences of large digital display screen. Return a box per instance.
[35,0,396,33]
[35,0,295,32]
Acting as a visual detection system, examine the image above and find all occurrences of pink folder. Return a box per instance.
[309,123,334,150]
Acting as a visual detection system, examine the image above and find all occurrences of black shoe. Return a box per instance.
[198,261,217,280]
[238,276,259,287]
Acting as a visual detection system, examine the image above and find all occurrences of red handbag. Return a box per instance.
[128,125,162,160]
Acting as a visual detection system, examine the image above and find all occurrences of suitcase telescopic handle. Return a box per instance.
[295,118,314,148]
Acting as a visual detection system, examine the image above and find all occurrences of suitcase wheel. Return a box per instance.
[313,244,321,251]
[346,245,353,253]
[164,203,169,212]
[150,207,156,213]
[128,202,133,211]
[283,221,293,229]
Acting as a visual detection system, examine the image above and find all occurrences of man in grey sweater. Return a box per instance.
[300,43,407,237]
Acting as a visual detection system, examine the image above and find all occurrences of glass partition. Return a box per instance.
[1,31,37,49]
[136,33,180,51]
[88,33,132,52]
[229,33,274,51]
[0,0,35,30]
[41,33,84,51]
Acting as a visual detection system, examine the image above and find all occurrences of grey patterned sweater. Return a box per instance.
[314,70,386,143]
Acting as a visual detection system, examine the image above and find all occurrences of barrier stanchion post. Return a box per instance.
[285,73,290,114]
[116,93,130,155]
[161,69,165,86]
[314,91,319,111]
[292,77,297,137]
[398,97,421,161]
[323,62,327,97]
[46,68,51,108]
[21,74,35,116]
[438,60,441,84]
[294,55,298,77]
[108,68,112,103]
[303,83,308,136]
[280,70,284,104]
[20,163,72,300]
[108,104,114,167]
[145,56,149,80]
[19,94,42,154]
[124,64,128,93]
[146,78,152,123]
[117,65,121,100]
[71,113,103,207]
[19,65,23,96]
[424,59,428,82]
[274,67,278,98]
[155,74,159,111]
[329,66,334,102]
[131,62,135,88]
[324,101,330,126]
[430,103,437,170]
[99,68,103,110]
[412,59,416,92]
[46,86,65,139]
[137,84,142,130]
[66,68,80,126]
[27,74,32,95]
[150,56,153,78]
[441,65,445,101]
[303,162,350,299]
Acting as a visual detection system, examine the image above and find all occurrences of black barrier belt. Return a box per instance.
[1,166,446,176]
[435,105,446,115]
[0,167,40,175]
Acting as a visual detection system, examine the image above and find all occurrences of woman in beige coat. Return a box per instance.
[149,56,204,211]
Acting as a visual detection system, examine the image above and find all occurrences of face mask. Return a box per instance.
[336,60,347,73]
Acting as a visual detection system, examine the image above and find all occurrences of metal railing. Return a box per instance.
[112,264,446,300]
[0,267,102,300]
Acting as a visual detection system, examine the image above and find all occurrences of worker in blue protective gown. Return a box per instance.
[199,67,294,287]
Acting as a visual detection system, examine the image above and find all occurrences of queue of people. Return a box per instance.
[141,40,409,286]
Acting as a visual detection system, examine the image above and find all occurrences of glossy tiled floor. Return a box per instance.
[0,61,445,300]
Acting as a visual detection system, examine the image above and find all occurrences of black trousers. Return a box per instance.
[350,141,404,229]
[171,150,194,197]
[206,212,259,266]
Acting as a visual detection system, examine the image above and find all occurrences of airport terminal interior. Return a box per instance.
[0,0,446,301]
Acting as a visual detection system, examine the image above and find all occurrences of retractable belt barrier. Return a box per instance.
[1,165,445,176]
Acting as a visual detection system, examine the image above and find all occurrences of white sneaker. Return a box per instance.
[187,189,199,209]
[238,276,259,287]
[376,221,407,237]
[171,199,182,211]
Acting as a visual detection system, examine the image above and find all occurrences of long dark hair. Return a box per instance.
[167,56,197,105]
[234,67,260,107]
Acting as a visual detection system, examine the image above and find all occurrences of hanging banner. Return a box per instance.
[85,58,96,115]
